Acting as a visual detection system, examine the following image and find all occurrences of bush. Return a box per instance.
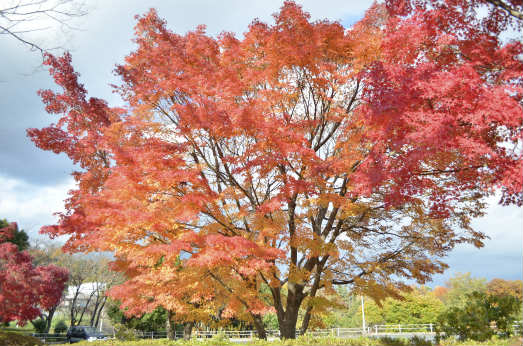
[207,332,231,345]
[409,335,432,346]
[113,323,138,341]
[437,335,521,345]
[53,320,67,334]
[0,330,43,346]
[377,336,407,346]
[31,319,47,334]
[437,291,520,341]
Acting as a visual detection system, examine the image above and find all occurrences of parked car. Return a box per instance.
[66,326,107,343]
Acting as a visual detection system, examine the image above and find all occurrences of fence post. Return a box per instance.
[375,326,378,334]
[399,324,401,333]
[430,323,433,333]
[337,328,340,337]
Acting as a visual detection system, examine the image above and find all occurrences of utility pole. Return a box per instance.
[361,295,366,334]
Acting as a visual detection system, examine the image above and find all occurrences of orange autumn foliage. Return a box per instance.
[29,1,522,338]
[433,286,449,301]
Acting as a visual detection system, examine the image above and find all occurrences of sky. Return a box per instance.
[0,0,521,288]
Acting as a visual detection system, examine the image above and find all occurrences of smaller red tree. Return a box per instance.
[0,222,69,325]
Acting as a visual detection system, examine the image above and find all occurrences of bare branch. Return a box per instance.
[0,0,87,53]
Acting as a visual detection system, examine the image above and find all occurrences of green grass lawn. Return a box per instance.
[4,322,35,333]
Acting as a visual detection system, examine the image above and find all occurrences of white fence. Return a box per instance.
[372,323,435,334]
[137,321,522,339]
[25,333,68,344]
[23,320,523,344]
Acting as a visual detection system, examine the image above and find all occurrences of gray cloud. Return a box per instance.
[0,38,76,185]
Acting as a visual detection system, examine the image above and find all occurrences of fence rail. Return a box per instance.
[373,323,435,333]
[25,333,69,344]
[14,320,523,344]
[134,322,507,339]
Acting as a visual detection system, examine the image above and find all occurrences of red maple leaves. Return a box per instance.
[0,223,69,324]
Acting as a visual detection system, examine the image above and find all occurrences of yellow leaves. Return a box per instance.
[353,278,404,307]
[302,295,335,313]
[339,201,369,219]
[250,210,286,240]
[288,265,312,285]
[316,193,341,208]
[297,233,338,259]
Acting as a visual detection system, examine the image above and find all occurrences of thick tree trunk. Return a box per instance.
[183,322,194,340]
[280,323,297,339]
[251,314,267,339]
[279,309,298,339]
[278,300,300,338]
[166,311,175,340]
[276,282,303,339]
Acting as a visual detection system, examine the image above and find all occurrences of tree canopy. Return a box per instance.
[29,0,522,338]
[0,220,69,325]
[0,219,29,251]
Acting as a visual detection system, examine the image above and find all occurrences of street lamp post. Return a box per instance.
[361,296,366,334]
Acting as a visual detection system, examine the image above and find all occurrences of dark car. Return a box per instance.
[66,326,107,343]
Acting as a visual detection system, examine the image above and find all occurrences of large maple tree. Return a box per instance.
[0,222,69,325]
[29,1,522,338]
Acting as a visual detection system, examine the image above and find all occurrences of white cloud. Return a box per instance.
[0,174,74,238]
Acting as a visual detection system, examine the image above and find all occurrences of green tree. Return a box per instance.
[0,219,29,251]
[53,320,68,334]
[107,300,167,332]
[444,273,487,307]
[356,298,386,327]
[263,313,279,330]
[31,319,47,334]
[382,288,444,324]
[437,291,521,341]
[324,287,444,328]
[321,288,358,328]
